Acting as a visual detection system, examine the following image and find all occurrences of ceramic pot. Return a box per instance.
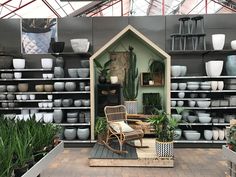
[51,42,65,53]
[110,76,118,84]
[8,102,14,108]
[188,100,196,107]
[82,99,90,107]
[64,127,77,140]
[77,127,90,140]
[85,86,90,91]
[77,68,89,78]
[179,83,187,90]
[171,83,178,90]
[212,34,225,50]
[218,129,225,140]
[212,129,219,140]
[68,69,78,78]
[18,83,28,92]
[7,85,17,92]
[54,82,64,91]
[180,66,187,76]
[124,101,138,114]
[29,94,35,100]
[55,57,64,68]
[0,94,6,100]
[41,58,53,69]
[205,60,223,77]
[54,99,62,107]
[81,60,89,68]
[171,66,181,77]
[231,40,236,50]
[35,113,43,122]
[67,112,78,118]
[67,117,78,123]
[53,109,63,123]
[178,92,185,98]
[70,39,90,53]
[177,101,184,107]
[13,59,25,69]
[0,85,6,92]
[47,95,53,100]
[217,81,224,90]
[44,84,54,92]
[62,99,73,107]
[0,55,12,69]
[43,113,53,123]
[65,82,76,91]
[226,55,236,76]
[35,85,44,92]
[2,102,7,108]
[211,81,218,91]
[204,130,213,140]
[79,82,85,91]
[174,129,182,140]
[14,72,22,79]
[54,67,64,78]
[74,100,82,107]
[171,101,176,107]
[7,94,15,100]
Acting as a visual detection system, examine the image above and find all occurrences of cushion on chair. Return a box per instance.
[110,121,134,133]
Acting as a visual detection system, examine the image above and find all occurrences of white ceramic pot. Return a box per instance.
[13,59,25,69]
[171,101,176,107]
[30,109,38,114]
[35,113,43,122]
[29,94,35,100]
[212,34,225,50]
[180,66,187,76]
[171,83,178,90]
[38,102,43,108]
[47,74,54,79]
[21,95,28,100]
[43,102,48,108]
[204,130,213,140]
[47,102,53,108]
[218,129,225,140]
[217,81,224,90]
[171,66,181,77]
[110,76,118,84]
[231,40,236,50]
[14,72,22,79]
[212,129,219,140]
[47,95,53,100]
[205,61,224,77]
[16,95,22,100]
[211,81,218,91]
[149,80,154,85]
[41,58,53,69]
[188,100,196,107]
[21,109,29,115]
[70,39,90,53]
[179,83,187,90]
[178,92,185,98]
[177,101,184,107]
[43,113,53,123]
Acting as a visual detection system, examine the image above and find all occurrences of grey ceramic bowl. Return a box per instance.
[2,102,8,108]
[0,85,6,92]
[54,82,65,91]
[74,100,82,107]
[80,60,89,68]
[18,83,28,92]
[65,82,76,91]
[77,127,90,140]
[64,128,77,140]
[68,69,78,78]
[67,117,78,123]
[0,94,6,100]
[84,86,90,91]
[77,68,89,78]
[62,99,73,107]
[82,99,90,107]
[7,94,15,100]
[54,99,62,107]
[44,84,54,92]
[67,112,78,118]
[8,102,15,108]
[7,85,17,92]
[5,73,13,79]
[174,129,182,140]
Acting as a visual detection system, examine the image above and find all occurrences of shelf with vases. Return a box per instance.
[13,100,51,102]
[53,107,90,110]
[0,68,52,72]
[55,123,90,126]
[52,78,90,81]
[171,90,236,93]
[212,140,227,144]
[62,140,91,143]
[171,76,236,79]
[171,98,211,101]
[174,139,212,143]
[171,107,211,110]
[169,49,236,55]
[178,123,212,126]
[50,52,92,57]
[52,91,90,94]
[0,78,90,81]
[213,123,230,126]
[0,91,90,95]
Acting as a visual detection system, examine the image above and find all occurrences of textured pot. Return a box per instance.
[55,57,64,68]
[155,140,173,157]
[180,66,187,76]
[41,58,53,69]
[204,130,213,140]
[62,99,73,107]
[44,84,54,92]
[212,129,219,140]
[0,55,12,69]
[54,99,62,107]
[53,109,63,123]
[77,127,90,140]
[65,82,76,91]
[67,112,78,118]
[67,117,78,123]
[77,68,89,78]
[54,67,65,78]
[218,129,225,140]
[82,99,90,107]
[226,55,236,76]
[212,34,225,50]
[0,85,6,92]
[6,94,15,100]
[7,85,17,92]
[64,127,77,140]
[74,100,82,107]
[54,82,64,91]
[18,83,28,92]
[124,101,138,114]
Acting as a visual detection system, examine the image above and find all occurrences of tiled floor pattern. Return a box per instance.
[41,148,226,177]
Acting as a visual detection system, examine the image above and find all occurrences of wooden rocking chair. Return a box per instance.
[103,105,148,154]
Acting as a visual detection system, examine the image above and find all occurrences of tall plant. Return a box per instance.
[123,46,139,101]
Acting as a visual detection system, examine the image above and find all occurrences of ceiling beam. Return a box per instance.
[42,0,61,18]
[147,0,154,15]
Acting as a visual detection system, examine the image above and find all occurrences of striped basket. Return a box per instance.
[155,140,173,158]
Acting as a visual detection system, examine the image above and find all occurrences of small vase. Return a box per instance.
[54,67,64,78]
[98,75,106,84]
[212,34,225,50]
[55,57,64,68]
[53,109,63,123]
[226,55,236,76]
[110,76,118,84]
[149,80,154,85]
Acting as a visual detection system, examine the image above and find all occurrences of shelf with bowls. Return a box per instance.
[178,123,212,126]
[169,49,236,55]
[62,140,92,144]
[212,140,227,144]
[213,123,230,126]
[171,98,211,101]
[0,78,90,81]
[171,75,236,79]
[174,139,213,143]
[171,106,236,110]
[0,68,52,72]
[55,123,90,126]
[171,90,236,93]
[50,52,92,57]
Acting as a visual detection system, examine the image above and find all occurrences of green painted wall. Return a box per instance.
[94,32,167,113]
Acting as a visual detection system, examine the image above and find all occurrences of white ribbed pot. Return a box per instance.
[155,140,174,158]
[124,101,138,114]
[212,34,225,50]
[22,31,52,54]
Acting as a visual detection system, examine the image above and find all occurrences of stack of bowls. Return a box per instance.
[184,130,201,140]
[198,114,212,123]
[67,112,78,123]
[187,82,199,90]
[197,101,211,108]
[200,81,211,90]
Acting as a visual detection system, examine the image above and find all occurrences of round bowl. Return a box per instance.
[204,130,213,140]
[77,68,89,78]
[64,127,77,140]
[187,84,199,90]
[62,99,73,107]
[47,74,54,79]
[7,94,15,100]
[187,115,198,123]
[54,82,65,91]
[13,59,25,69]
[7,85,17,92]
[41,58,53,69]
[84,86,90,91]
[44,84,54,92]
[0,85,6,92]
[231,40,236,50]
[199,116,212,123]
[184,131,201,140]
[14,72,22,79]
[65,82,76,91]
[67,112,78,118]
[171,83,178,90]
[0,94,6,100]
[67,117,78,123]
[68,68,78,78]
[74,100,82,107]
[77,127,90,140]
[16,95,22,100]
[177,101,184,107]
[188,100,196,107]
[35,85,44,92]
[171,66,181,77]
[54,99,62,107]
[200,85,211,90]
[178,92,185,98]
[180,66,187,76]
[70,39,90,53]
[18,83,28,92]
[197,101,211,108]
[179,83,187,90]
[171,101,176,107]
[82,99,90,107]
[172,114,182,121]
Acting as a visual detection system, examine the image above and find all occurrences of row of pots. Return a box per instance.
[171,65,187,77]
[53,110,90,123]
[171,100,211,108]
[54,99,90,107]
[64,127,90,140]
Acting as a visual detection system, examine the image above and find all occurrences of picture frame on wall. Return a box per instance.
[21,18,57,54]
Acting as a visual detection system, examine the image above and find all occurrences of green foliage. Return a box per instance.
[147,109,179,142]
[94,117,107,137]
[94,59,112,77]
[22,18,56,33]
[228,125,236,151]
[143,93,162,108]
[123,46,139,101]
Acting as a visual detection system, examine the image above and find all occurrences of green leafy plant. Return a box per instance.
[22,19,56,33]
[94,59,112,78]
[228,125,236,151]
[147,109,179,142]
[123,46,139,101]
[95,117,107,137]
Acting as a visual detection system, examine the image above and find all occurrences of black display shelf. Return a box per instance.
[50,52,92,57]
[168,49,236,55]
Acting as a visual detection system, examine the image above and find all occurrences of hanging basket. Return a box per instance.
[155,140,173,158]
[124,101,138,114]
[22,31,52,54]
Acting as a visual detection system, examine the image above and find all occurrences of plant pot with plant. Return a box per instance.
[94,117,107,144]
[94,59,112,84]
[147,109,179,157]
[123,46,139,114]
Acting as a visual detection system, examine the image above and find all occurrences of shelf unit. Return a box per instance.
[170,50,235,146]
[0,52,93,145]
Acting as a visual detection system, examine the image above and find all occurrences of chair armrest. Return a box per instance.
[108,121,123,134]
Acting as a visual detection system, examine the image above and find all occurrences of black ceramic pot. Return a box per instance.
[14,165,28,177]
[98,75,106,84]
[51,42,65,53]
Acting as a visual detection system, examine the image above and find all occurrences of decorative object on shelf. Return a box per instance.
[54,67,64,78]
[81,60,89,68]
[55,57,64,68]
[18,83,28,92]
[54,99,62,107]
[174,128,182,140]
[231,40,236,50]
[1,73,13,79]
[219,129,225,140]
[13,59,25,69]
[77,127,90,140]
[199,116,211,123]
[188,100,196,107]
[171,65,182,77]
[82,99,90,107]
[41,58,53,69]
[212,34,225,50]
[179,83,187,90]
[205,60,223,77]
[79,82,85,91]
[94,59,112,84]
[178,92,185,98]
[62,99,73,107]
[47,94,52,100]
[197,101,211,108]
[212,128,219,140]
[147,109,178,157]
[211,81,218,91]
[53,109,63,123]
[35,84,44,92]
[74,100,82,107]
[187,115,198,123]
[171,83,178,90]
[177,100,184,107]
[0,85,6,92]
[68,68,78,78]
[95,117,107,144]
[43,113,53,123]
[217,81,224,90]
[21,18,57,54]
[64,127,77,140]
[67,117,78,123]
[77,68,89,78]
[123,46,139,114]
[7,85,17,92]
[142,93,162,114]
[200,81,211,90]
[65,82,76,91]
[85,85,90,91]
[171,101,176,107]
[44,84,53,92]
[110,76,118,84]
[148,58,165,86]
[204,130,213,140]
[70,38,90,53]
[54,82,65,91]
[226,55,236,76]
[67,112,78,118]
[51,42,65,53]
[184,130,200,140]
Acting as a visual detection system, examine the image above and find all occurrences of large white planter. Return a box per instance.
[155,140,173,158]
[212,34,225,50]
[124,101,138,114]
[22,31,52,54]
[205,60,223,77]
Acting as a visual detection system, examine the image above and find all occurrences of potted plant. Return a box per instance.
[94,59,112,84]
[143,93,162,114]
[148,58,165,85]
[147,109,179,157]
[123,46,139,114]
[94,117,107,144]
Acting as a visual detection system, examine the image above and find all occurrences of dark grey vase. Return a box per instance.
[53,109,63,123]
[55,57,64,68]
[54,67,65,78]
[226,55,236,76]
